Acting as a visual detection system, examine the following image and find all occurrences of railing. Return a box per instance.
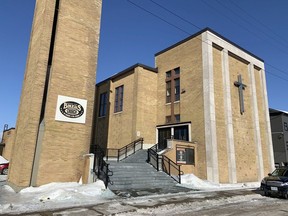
[93,146,113,188]
[147,144,160,171]
[101,138,144,162]
[162,155,183,184]
[118,138,144,161]
[147,144,183,184]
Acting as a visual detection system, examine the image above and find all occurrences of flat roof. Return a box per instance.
[97,63,157,86]
[155,27,264,62]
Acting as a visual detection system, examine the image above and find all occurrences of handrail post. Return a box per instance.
[134,141,136,153]
[117,149,120,162]
[179,166,181,184]
[147,149,150,163]
[156,154,159,171]
[169,159,171,175]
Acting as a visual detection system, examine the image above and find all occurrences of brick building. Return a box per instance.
[93,28,274,184]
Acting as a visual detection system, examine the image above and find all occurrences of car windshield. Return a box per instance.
[271,168,288,177]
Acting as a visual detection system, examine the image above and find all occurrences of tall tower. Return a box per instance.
[8,0,102,191]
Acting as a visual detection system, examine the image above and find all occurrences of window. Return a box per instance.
[166,116,172,123]
[166,71,171,78]
[166,81,171,103]
[175,78,180,101]
[174,125,188,141]
[114,85,124,113]
[165,67,180,104]
[174,67,180,75]
[176,145,195,165]
[175,114,180,123]
[98,92,107,117]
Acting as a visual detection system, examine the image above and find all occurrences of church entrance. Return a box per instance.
[158,128,171,150]
[157,123,191,150]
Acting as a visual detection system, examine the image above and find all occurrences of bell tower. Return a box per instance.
[8,0,102,191]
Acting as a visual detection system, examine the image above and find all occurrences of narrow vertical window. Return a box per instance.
[175,78,180,101]
[166,81,171,103]
[114,85,124,113]
[99,92,107,117]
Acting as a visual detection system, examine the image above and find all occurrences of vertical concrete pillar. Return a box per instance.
[8,0,102,191]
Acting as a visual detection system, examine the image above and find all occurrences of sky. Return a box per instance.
[1,0,288,132]
[0,173,260,215]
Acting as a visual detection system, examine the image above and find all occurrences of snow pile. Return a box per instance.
[180,173,259,190]
[0,180,115,215]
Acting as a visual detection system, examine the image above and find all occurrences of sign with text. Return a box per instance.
[55,95,87,124]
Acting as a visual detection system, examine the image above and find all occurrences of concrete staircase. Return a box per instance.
[107,150,191,196]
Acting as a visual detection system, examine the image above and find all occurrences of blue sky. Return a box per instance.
[1,0,288,131]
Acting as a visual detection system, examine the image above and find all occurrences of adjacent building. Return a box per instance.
[269,108,288,165]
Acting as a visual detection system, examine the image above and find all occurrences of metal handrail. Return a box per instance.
[162,155,183,184]
[147,144,183,184]
[117,138,144,161]
[93,145,113,188]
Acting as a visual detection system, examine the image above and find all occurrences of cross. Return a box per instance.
[234,74,247,115]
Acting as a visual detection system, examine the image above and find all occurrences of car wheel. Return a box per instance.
[2,168,8,175]
[264,191,270,197]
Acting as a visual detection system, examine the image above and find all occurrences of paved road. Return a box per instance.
[2,189,276,216]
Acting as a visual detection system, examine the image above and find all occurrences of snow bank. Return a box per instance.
[0,180,115,215]
[179,173,259,190]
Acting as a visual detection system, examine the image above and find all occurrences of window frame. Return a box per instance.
[114,85,124,113]
[98,92,108,117]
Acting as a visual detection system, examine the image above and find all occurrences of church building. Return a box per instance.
[93,28,274,184]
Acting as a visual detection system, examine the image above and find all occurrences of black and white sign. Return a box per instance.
[55,95,87,124]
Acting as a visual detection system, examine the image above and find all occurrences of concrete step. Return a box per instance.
[106,148,178,191]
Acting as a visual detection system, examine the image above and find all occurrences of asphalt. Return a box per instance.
[0,187,261,216]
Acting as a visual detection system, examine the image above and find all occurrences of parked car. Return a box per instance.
[260,167,288,198]
[0,156,9,175]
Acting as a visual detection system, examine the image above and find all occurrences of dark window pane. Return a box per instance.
[99,92,107,117]
[175,114,180,122]
[175,78,180,101]
[166,71,171,78]
[114,85,124,113]
[174,67,180,75]
[174,125,188,141]
[166,116,171,123]
[166,81,171,103]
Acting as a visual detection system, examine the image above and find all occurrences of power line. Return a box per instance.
[126,0,288,84]
[229,0,288,46]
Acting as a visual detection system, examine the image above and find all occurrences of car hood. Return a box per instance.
[264,176,288,183]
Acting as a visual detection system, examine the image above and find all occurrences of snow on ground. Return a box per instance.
[0,179,115,215]
[180,173,260,190]
[0,173,260,215]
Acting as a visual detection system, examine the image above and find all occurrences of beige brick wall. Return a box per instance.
[255,67,270,175]
[229,54,258,182]
[94,82,110,149]
[135,67,158,145]
[155,35,207,180]
[9,0,102,189]
[8,0,56,189]
[99,67,158,149]
[213,46,229,183]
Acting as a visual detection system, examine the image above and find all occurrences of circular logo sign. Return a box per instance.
[59,101,84,118]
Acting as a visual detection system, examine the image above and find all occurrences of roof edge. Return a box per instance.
[155,27,264,62]
[97,63,157,86]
